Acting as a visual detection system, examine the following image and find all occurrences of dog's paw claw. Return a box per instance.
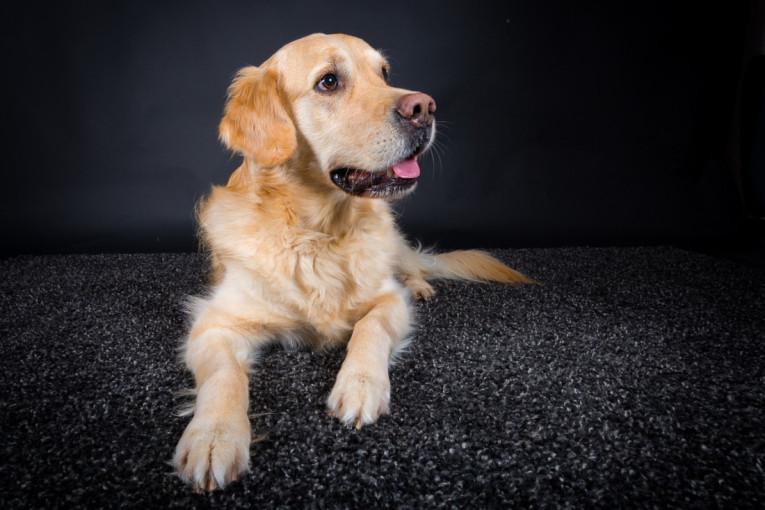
[405,277,435,301]
[327,371,390,428]
[173,414,251,491]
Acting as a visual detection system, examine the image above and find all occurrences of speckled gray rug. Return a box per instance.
[1,247,763,508]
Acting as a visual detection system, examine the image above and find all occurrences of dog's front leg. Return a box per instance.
[328,291,411,428]
[173,320,260,491]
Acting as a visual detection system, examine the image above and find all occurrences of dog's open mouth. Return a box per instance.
[330,157,421,198]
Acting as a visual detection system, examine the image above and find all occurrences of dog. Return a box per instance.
[172,33,533,491]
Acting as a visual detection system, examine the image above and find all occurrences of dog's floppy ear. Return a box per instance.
[219,66,296,168]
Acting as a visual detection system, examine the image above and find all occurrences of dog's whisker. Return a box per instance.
[423,139,446,181]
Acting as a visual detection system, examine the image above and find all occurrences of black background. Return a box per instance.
[1,1,760,255]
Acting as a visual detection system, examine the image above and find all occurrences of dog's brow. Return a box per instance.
[309,60,341,82]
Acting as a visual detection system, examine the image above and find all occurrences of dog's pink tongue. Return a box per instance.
[392,158,420,179]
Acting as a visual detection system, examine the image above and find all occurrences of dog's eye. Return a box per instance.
[317,73,339,92]
[382,67,389,84]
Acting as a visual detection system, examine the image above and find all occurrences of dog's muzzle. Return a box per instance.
[330,92,436,199]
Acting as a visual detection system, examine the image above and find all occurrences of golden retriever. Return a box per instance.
[173,33,532,491]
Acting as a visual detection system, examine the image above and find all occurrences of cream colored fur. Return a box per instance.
[173,33,532,492]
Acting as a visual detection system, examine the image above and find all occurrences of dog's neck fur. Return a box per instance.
[226,158,391,239]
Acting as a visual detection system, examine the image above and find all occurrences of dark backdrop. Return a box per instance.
[1,1,757,255]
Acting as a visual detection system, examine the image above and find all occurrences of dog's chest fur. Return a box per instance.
[201,182,402,344]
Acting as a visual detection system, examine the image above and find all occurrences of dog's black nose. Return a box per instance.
[396,93,436,127]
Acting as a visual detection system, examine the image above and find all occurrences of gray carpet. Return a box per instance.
[1,247,763,508]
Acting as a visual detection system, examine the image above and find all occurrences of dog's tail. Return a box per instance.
[407,247,535,285]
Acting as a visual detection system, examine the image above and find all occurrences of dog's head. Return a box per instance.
[219,33,436,199]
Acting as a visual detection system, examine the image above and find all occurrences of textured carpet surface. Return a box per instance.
[1,247,764,508]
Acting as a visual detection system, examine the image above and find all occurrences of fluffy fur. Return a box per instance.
[173,33,533,492]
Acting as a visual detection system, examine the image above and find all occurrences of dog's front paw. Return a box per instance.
[327,368,391,429]
[173,413,251,492]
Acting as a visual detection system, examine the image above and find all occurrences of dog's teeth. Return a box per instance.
[386,169,393,177]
